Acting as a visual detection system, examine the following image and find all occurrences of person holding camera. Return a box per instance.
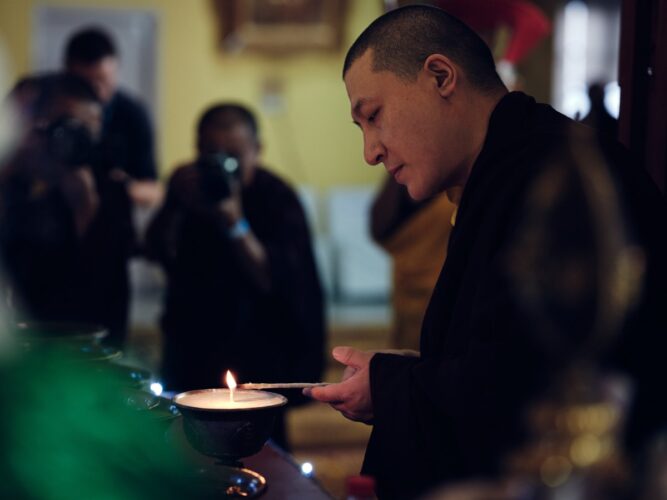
[64,26,161,208]
[145,103,325,450]
[0,74,135,338]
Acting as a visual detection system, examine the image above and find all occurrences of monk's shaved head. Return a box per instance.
[343,4,504,94]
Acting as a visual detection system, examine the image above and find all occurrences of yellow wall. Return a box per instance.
[0,0,385,190]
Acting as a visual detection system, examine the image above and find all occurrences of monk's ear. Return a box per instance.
[423,54,456,98]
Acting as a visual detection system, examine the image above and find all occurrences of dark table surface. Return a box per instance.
[167,418,333,499]
[245,443,333,499]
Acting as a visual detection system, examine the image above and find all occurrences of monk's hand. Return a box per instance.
[304,346,375,423]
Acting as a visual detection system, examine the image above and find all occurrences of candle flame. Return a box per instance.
[225,370,237,390]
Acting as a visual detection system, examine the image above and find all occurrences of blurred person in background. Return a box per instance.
[64,26,162,208]
[0,74,135,347]
[580,81,619,141]
[370,179,455,351]
[145,103,325,451]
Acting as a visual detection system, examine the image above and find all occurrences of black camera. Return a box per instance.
[196,152,241,202]
[42,116,96,169]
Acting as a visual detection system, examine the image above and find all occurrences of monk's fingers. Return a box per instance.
[341,365,357,381]
[332,346,374,369]
[305,382,346,403]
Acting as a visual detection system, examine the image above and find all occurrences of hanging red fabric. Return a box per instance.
[435,0,551,64]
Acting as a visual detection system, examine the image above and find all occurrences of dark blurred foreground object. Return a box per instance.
[0,342,208,499]
[496,123,656,499]
[418,107,663,500]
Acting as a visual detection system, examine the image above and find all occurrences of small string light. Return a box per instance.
[150,382,163,396]
[301,462,314,476]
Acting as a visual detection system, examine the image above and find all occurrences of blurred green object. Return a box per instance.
[97,363,154,391]
[0,346,203,499]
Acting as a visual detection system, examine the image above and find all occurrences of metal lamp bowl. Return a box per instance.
[173,388,287,464]
[10,322,123,361]
[14,321,108,349]
[97,363,153,389]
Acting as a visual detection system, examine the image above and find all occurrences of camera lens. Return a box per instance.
[223,157,239,174]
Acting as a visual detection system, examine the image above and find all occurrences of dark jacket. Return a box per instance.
[97,90,157,180]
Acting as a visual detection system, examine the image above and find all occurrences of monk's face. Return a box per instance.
[345,49,471,201]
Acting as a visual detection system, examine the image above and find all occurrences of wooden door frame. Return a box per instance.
[618,0,667,193]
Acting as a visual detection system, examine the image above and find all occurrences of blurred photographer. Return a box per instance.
[145,104,325,450]
[0,74,135,345]
[64,27,161,208]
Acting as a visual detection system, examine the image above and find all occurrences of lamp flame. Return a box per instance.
[225,370,237,390]
[225,370,236,402]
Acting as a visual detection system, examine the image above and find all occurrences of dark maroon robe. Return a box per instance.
[362,92,667,499]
